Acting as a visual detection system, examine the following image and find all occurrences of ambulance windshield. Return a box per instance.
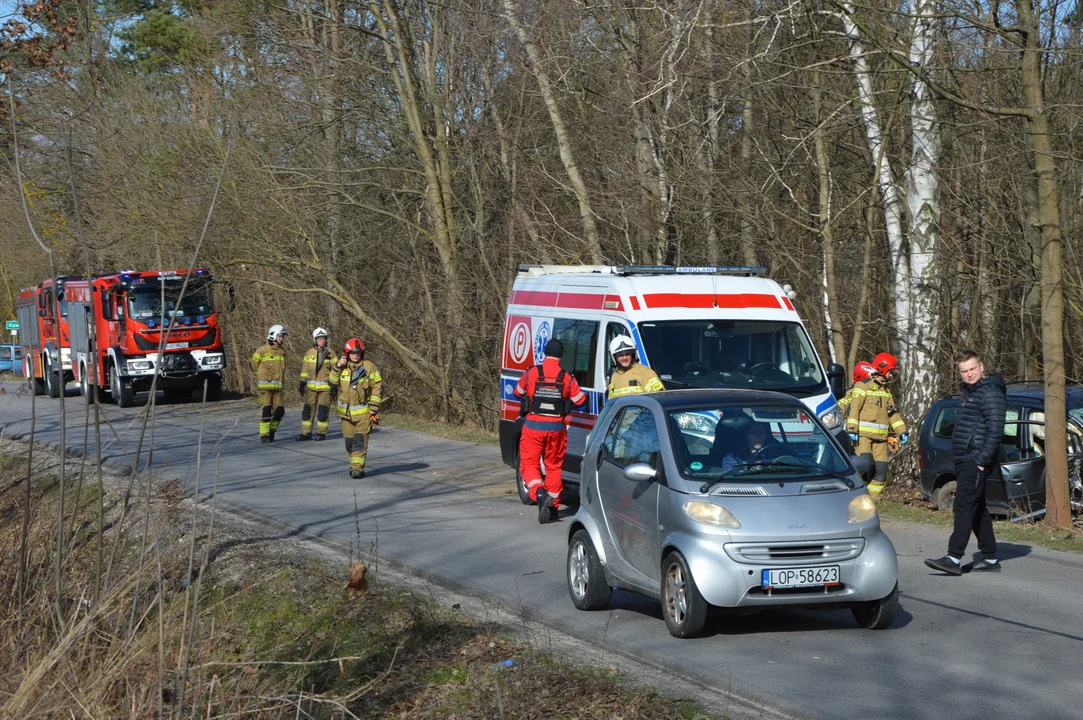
[637,320,827,396]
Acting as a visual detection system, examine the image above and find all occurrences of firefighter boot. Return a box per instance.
[351,468,365,480]
[314,434,326,441]
[296,433,312,442]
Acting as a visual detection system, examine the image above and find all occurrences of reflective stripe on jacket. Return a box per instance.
[608,362,664,398]
[330,359,383,419]
[300,347,338,391]
[251,343,286,390]
[845,378,906,439]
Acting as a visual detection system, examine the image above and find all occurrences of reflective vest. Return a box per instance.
[846,378,907,440]
[250,342,286,390]
[514,358,586,428]
[300,347,338,391]
[608,362,664,398]
[330,359,382,420]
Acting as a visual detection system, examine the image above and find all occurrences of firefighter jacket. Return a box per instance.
[250,342,286,390]
[300,347,338,391]
[608,362,664,398]
[846,378,907,441]
[838,384,856,414]
[331,359,382,421]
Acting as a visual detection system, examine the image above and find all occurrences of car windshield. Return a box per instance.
[128,284,215,322]
[638,320,826,397]
[668,403,851,481]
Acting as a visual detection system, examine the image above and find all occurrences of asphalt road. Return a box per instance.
[2,380,1081,720]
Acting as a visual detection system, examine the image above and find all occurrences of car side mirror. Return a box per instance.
[851,454,873,481]
[827,362,845,400]
[623,463,658,482]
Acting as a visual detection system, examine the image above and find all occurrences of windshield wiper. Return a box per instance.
[662,378,697,389]
[749,461,856,487]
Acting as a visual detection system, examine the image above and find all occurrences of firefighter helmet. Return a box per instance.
[267,324,288,343]
[872,352,899,376]
[344,337,365,355]
[312,327,329,344]
[609,335,637,363]
[853,361,876,383]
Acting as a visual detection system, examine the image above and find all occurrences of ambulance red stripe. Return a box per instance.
[642,292,784,310]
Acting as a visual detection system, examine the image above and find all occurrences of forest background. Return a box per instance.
[3,0,1082,523]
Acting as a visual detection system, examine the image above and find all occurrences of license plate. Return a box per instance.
[165,342,189,349]
[762,565,840,589]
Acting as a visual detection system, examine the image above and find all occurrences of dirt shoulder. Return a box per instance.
[0,435,759,719]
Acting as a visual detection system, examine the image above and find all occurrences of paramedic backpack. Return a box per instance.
[520,364,574,418]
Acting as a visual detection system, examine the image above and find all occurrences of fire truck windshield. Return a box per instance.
[128,285,215,321]
[637,319,827,397]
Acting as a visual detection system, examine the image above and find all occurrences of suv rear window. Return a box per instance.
[933,406,957,439]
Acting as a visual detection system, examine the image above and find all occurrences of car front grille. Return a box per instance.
[725,538,866,566]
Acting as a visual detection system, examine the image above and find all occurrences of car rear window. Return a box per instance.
[933,406,957,439]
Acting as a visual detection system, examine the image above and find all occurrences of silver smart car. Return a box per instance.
[567,389,899,638]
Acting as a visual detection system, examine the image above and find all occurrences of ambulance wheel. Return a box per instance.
[110,362,134,408]
[515,451,535,505]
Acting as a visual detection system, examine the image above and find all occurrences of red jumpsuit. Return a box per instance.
[514,357,586,508]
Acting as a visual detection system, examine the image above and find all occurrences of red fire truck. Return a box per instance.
[67,269,226,407]
[15,275,80,397]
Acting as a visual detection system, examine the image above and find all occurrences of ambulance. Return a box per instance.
[499,265,847,503]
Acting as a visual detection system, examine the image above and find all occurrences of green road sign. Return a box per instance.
[5,320,18,331]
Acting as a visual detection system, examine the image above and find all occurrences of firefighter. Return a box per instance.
[838,361,876,415]
[607,335,664,398]
[251,324,288,442]
[330,337,382,479]
[297,327,337,442]
[514,339,586,524]
[846,352,908,496]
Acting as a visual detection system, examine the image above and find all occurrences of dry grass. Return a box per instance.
[0,436,720,719]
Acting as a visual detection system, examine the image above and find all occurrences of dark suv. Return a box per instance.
[918,382,1083,519]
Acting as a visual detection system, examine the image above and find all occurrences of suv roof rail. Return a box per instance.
[516,264,768,277]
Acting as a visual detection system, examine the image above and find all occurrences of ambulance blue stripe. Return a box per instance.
[814,394,836,415]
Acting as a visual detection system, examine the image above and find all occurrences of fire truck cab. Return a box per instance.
[499,264,847,503]
[15,275,80,398]
[67,269,226,407]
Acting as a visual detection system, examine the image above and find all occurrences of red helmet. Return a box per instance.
[853,361,876,383]
[344,337,365,354]
[872,352,898,375]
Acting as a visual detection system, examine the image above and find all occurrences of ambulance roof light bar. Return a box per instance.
[517,263,767,277]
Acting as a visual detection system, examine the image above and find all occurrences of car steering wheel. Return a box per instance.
[746,362,779,376]
[749,445,804,467]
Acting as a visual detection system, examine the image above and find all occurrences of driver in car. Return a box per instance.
[719,420,771,474]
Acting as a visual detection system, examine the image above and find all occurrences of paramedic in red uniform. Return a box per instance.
[514,339,587,524]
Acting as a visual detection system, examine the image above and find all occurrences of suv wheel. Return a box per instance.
[933,481,957,512]
[567,529,611,610]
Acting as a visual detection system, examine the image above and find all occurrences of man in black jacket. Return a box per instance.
[925,350,1007,575]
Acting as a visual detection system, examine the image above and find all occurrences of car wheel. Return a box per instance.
[567,529,612,610]
[933,481,957,512]
[515,451,535,505]
[852,582,899,630]
[662,552,708,638]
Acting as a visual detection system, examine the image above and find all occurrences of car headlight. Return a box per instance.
[683,500,741,528]
[819,405,843,430]
[848,494,878,524]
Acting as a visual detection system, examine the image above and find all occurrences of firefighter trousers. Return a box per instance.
[342,415,372,472]
[857,437,889,484]
[301,389,331,437]
[519,424,568,507]
[258,389,285,437]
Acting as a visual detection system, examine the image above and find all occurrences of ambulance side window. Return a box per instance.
[553,318,598,388]
[605,323,626,371]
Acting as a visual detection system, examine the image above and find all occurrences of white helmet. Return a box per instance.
[312,327,329,344]
[267,324,288,343]
[609,335,637,363]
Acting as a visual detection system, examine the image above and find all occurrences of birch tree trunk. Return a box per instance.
[905,0,941,417]
[503,0,603,263]
[812,82,846,364]
[840,3,910,364]
[1016,0,1071,528]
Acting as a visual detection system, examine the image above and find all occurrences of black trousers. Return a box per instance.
[948,460,997,559]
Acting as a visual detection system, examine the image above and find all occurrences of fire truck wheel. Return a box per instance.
[163,388,190,404]
[110,362,135,408]
[204,378,222,402]
[45,357,61,399]
[28,368,45,396]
